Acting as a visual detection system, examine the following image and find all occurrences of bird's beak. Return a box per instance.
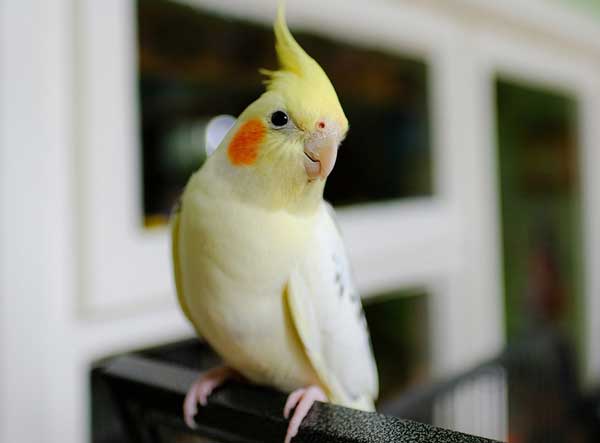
[303,121,342,181]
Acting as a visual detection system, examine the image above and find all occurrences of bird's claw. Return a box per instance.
[283,385,327,443]
[183,366,238,429]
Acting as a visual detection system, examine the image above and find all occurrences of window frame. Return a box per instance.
[469,26,600,385]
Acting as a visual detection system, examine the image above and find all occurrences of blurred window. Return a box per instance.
[137,0,432,227]
[495,79,583,352]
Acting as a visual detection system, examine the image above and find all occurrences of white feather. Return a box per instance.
[287,203,379,409]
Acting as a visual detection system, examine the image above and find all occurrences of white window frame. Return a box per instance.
[467,26,600,385]
[4,1,593,442]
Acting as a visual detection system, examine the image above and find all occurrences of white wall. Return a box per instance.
[0,0,74,440]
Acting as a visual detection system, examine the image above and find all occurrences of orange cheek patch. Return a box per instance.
[227,119,266,166]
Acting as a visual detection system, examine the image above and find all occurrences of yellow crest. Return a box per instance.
[261,3,348,131]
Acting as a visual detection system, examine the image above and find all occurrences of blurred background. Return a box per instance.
[2,0,600,442]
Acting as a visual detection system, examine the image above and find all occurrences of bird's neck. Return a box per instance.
[199,149,326,216]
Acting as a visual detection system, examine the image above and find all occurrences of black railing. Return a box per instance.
[377,330,600,442]
[95,340,501,443]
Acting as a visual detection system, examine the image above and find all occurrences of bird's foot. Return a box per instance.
[283,385,327,443]
[183,365,239,429]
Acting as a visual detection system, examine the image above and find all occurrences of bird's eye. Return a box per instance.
[270,111,289,127]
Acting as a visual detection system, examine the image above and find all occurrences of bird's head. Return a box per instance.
[210,4,348,212]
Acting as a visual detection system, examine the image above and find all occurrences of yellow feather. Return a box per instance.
[170,207,194,325]
[273,2,306,75]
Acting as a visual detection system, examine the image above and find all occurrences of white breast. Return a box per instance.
[177,185,320,391]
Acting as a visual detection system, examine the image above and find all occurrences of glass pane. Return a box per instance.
[137,0,432,227]
[495,79,583,355]
[364,288,430,403]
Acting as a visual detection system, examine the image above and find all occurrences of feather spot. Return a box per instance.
[227,119,265,165]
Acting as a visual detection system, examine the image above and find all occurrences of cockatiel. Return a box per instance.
[171,4,378,442]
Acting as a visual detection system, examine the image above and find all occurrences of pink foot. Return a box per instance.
[283,385,327,443]
[183,366,239,429]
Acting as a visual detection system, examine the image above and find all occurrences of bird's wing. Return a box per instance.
[286,203,379,410]
[170,199,194,324]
